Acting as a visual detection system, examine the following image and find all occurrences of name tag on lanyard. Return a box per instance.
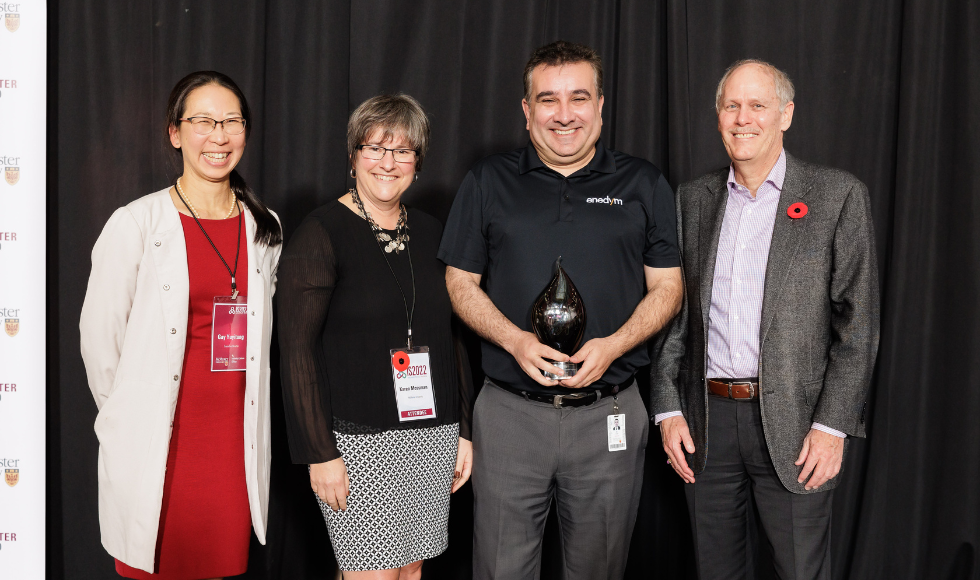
[212,295,248,371]
[390,346,437,421]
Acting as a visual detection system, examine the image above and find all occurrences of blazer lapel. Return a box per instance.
[698,171,730,339]
[760,152,814,344]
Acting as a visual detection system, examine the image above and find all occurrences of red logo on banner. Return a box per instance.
[4,468,18,487]
[4,13,19,33]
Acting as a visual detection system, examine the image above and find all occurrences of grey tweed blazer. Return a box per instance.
[651,152,880,494]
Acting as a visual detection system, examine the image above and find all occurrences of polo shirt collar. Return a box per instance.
[518,139,617,176]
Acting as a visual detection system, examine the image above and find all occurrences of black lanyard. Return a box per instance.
[179,193,243,299]
[374,232,417,349]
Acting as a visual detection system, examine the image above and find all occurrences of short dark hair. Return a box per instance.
[347,94,431,172]
[523,40,603,102]
[165,71,281,246]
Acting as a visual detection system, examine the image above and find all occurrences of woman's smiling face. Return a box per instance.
[169,84,247,183]
[353,128,416,209]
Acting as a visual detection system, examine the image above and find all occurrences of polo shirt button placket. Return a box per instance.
[559,178,572,221]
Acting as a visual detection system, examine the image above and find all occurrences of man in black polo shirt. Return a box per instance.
[439,40,682,579]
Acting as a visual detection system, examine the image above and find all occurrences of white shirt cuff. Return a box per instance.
[812,422,847,438]
[655,411,683,425]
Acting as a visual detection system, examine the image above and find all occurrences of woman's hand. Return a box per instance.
[451,438,473,493]
[310,457,350,511]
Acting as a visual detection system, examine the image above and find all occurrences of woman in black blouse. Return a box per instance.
[278,94,473,580]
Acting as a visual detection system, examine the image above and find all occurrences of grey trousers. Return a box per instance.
[472,379,649,580]
[686,395,834,580]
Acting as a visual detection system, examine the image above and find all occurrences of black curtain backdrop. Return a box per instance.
[48,1,980,579]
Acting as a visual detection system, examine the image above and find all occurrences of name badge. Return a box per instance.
[390,347,437,422]
[607,413,626,452]
[212,296,248,371]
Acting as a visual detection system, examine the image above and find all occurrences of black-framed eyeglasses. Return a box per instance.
[356,145,418,163]
[179,116,247,135]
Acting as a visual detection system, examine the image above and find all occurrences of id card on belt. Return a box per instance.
[390,346,437,422]
[607,413,627,452]
[212,296,248,371]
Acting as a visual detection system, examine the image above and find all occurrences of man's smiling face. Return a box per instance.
[522,61,604,173]
[717,63,794,169]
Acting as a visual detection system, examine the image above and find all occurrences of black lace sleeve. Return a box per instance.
[453,315,475,440]
[277,216,340,464]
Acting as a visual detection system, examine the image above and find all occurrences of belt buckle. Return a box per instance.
[729,381,755,399]
[553,392,587,409]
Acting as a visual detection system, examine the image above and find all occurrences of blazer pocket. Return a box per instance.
[803,379,824,408]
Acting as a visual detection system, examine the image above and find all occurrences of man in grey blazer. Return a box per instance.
[653,60,880,579]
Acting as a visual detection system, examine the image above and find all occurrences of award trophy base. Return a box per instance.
[541,360,580,380]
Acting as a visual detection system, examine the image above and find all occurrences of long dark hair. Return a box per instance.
[165,71,282,247]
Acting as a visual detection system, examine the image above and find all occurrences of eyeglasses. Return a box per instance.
[179,116,247,135]
[356,145,418,164]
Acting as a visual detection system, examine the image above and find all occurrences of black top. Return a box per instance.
[438,140,680,396]
[278,200,472,464]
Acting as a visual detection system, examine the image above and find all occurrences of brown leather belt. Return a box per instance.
[707,377,760,400]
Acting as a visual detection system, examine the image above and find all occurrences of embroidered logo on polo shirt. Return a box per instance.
[586,196,623,206]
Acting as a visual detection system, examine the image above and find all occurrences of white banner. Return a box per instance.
[0,1,46,578]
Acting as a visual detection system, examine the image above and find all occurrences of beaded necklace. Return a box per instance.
[349,188,409,254]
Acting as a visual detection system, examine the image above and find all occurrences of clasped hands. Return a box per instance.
[659,415,844,490]
[508,330,623,389]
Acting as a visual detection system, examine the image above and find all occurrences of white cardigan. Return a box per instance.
[79,189,281,573]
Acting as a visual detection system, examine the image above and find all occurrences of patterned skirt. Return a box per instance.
[315,422,460,571]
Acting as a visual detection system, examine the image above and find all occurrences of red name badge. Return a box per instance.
[212,297,248,371]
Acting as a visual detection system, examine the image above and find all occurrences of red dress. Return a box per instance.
[117,213,251,579]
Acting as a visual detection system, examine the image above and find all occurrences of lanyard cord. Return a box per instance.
[374,233,417,349]
[178,189,243,298]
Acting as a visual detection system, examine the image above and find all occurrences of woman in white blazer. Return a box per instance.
[80,71,282,579]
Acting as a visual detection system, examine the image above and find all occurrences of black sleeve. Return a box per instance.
[277,216,341,464]
[437,170,489,274]
[452,315,475,440]
[644,173,681,268]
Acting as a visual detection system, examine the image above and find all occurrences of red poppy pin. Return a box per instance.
[787,202,808,219]
[392,351,411,372]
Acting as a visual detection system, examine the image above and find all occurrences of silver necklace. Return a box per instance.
[349,188,409,254]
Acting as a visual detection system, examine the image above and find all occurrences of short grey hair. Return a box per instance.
[715,59,795,113]
[347,93,431,172]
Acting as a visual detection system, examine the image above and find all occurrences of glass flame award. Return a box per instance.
[531,257,587,379]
